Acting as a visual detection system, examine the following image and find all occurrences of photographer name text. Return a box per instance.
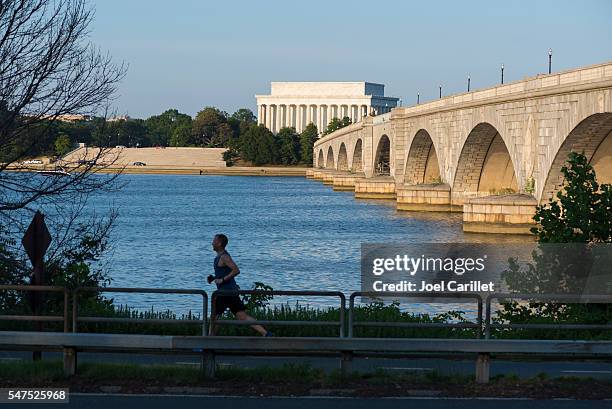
[372,280,495,292]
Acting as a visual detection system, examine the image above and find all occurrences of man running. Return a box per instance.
[209,234,272,336]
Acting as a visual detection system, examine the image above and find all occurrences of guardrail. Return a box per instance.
[73,287,208,335]
[2,331,612,383]
[484,293,612,339]
[0,285,69,332]
[3,285,612,383]
[210,290,346,337]
[349,292,483,338]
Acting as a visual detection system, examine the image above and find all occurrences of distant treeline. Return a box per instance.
[15,107,352,166]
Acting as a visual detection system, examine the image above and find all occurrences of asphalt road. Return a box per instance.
[1,350,611,379]
[3,394,612,409]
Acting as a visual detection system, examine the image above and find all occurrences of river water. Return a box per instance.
[83,174,528,316]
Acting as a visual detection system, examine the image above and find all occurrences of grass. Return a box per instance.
[1,359,610,395]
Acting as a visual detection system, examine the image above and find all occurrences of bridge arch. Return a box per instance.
[540,112,612,203]
[326,146,335,169]
[374,135,391,176]
[404,129,441,184]
[352,139,363,172]
[317,149,324,168]
[452,123,518,202]
[337,143,349,171]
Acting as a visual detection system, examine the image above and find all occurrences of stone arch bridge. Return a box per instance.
[309,62,612,233]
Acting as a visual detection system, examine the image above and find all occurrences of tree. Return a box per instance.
[231,108,256,124]
[531,151,612,242]
[169,122,192,147]
[0,0,125,313]
[277,127,300,165]
[54,133,73,156]
[239,124,279,165]
[228,108,256,139]
[324,116,352,135]
[299,123,319,165]
[0,0,126,212]
[192,107,228,147]
[145,109,192,147]
[496,152,612,338]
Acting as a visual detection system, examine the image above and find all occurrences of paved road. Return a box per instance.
[1,350,611,379]
[3,394,612,409]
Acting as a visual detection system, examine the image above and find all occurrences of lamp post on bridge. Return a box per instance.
[417,93,420,105]
[548,48,553,74]
[467,75,471,92]
[501,64,504,84]
[439,85,442,99]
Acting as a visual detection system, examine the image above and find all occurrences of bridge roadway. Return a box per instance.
[3,394,611,409]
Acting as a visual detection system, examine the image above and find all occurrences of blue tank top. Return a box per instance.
[213,250,239,290]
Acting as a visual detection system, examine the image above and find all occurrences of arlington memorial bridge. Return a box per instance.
[308,62,612,234]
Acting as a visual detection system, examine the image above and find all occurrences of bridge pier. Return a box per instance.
[354,176,396,199]
[332,172,366,191]
[322,171,338,185]
[312,169,327,181]
[463,194,537,234]
[396,183,461,212]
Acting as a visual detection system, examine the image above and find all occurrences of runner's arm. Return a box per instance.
[219,254,240,282]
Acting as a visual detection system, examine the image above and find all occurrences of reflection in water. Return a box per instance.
[77,175,530,315]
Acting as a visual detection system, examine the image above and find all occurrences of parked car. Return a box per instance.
[22,159,43,164]
[133,161,146,166]
[77,159,96,165]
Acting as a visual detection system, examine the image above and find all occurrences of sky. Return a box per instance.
[89,0,612,119]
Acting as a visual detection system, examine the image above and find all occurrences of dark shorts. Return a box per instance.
[214,294,246,315]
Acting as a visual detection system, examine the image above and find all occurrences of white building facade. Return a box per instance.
[255,82,399,134]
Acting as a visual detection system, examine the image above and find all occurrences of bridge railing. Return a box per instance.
[349,292,483,338]
[5,285,612,340]
[72,287,208,335]
[0,285,69,333]
[209,290,346,337]
[484,293,612,339]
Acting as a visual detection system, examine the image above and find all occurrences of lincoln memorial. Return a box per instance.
[255,82,399,134]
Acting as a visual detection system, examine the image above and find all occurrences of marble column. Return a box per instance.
[275,105,281,133]
[296,106,302,132]
[265,105,272,129]
[281,105,286,129]
[317,105,324,132]
[288,105,294,129]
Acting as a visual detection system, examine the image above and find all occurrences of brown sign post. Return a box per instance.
[21,210,52,361]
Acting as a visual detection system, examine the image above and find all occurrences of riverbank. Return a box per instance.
[6,164,310,176]
[100,166,309,176]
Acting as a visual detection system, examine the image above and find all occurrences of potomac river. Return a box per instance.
[83,174,529,316]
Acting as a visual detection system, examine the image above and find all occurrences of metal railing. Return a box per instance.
[484,293,612,339]
[0,285,69,332]
[349,292,483,338]
[209,290,346,337]
[4,285,612,341]
[72,287,208,335]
